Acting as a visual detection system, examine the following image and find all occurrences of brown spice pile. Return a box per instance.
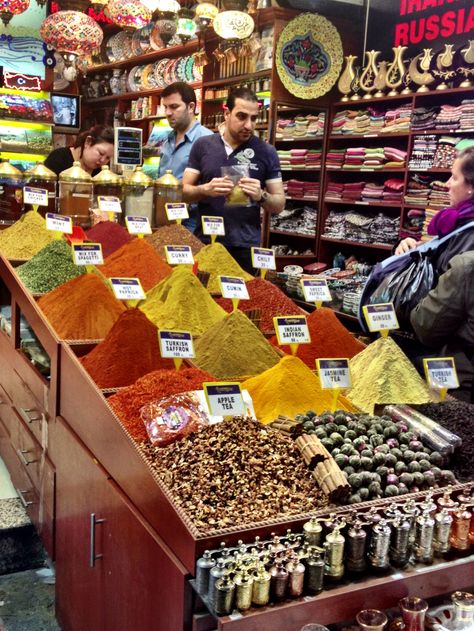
[146,223,204,256]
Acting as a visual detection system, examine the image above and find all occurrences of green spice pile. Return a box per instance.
[17,240,85,294]
[0,211,58,260]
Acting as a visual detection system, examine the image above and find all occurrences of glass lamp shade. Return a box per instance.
[105,0,151,30]
[144,0,179,13]
[213,10,254,40]
[195,2,218,27]
[177,8,196,42]
[152,15,177,45]
[40,11,103,56]
[0,0,29,26]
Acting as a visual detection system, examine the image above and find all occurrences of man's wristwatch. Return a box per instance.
[259,190,270,204]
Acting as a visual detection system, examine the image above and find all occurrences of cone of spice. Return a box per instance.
[194,242,253,294]
[85,221,132,258]
[0,211,58,260]
[145,223,204,256]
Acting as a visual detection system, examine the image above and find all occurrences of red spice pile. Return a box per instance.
[270,306,365,366]
[107,367,216,442]
[214,277,304,333]
[100,238,172,291]
[85,221,132,258]
[81,309,174,388]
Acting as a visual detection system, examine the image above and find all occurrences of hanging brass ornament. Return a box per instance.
[408,48,435,92]
[337,54,357,101]
[385,45,407,96]
[359,49,380,99]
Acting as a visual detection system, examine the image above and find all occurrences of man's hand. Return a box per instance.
[395,237,419,255]
[238,177,262,202]
[202,176,234,198]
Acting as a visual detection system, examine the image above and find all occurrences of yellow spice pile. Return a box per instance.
[0,211,58,260]
[194,242,253,293]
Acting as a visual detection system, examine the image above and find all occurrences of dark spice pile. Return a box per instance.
[143,416,328,532]
[414,400,474,482]
[146,223,204,256]
[86,221,132,258]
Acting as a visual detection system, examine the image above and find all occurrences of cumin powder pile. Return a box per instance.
[194,242,253,294]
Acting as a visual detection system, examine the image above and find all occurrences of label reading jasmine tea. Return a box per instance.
[317,359,351,390]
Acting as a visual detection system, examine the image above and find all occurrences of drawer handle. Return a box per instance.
[19,407,42,424]
[17,448,36,467]
[90,513,105,568]
[17,488,33,508]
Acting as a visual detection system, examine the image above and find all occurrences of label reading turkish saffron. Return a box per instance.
[125,216,152,235]
[204,382,245,417]
[24,186,48,207]
[158,331,194,359]
[202,215,225,236]
[72,243,104,266]
[164,245,194,265]
[301,278,332,303]
[110,277,145,301]
[165,203,189,222]
[317,358,352,390]
[45,213,73,234]
[218,276,249,300]
[423,357,459,390]
[363,303,399,332]
[97,196,122,213]
[251,247,276,270]
[273,316,311,346]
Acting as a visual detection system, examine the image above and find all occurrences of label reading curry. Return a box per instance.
[273,316,311,345]
[251,247,276,270]
[204,382,245,417]
[158,331,194,359]
[317,358,352,390]
[165,245,194,265]
[423,357,459,390]
[363,303,399,332]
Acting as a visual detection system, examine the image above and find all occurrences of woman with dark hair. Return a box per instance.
[45,125,114,176]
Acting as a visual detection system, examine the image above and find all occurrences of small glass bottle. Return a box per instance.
[398,597,428,631]
[451,591,474,630]
[23,161,57,215]
[58,161,93,227]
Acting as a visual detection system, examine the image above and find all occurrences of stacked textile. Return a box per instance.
[400,208,426,240]
[383,104,412,133]
[435,104,463,130]
[331,109,359,134]
[325,182,344,200]
[404,174,431,206]
[433,136,459,168]
[323,210,399,244]
[343,182,366,200]
[275,113,325,140]
[411,107,439,132]
[284,179,320,200]
[326,148,345,168]
[277,149,322,170]
[429,180,450,208]
[408,135,437,169]
[361,182,384,202]
[459,100,474,130]
[270,204,317,235]
[382,178,404,202]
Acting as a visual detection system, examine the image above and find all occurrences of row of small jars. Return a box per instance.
[0,160,182,228]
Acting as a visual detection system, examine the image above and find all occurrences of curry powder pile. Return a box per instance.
[194,242,253,294]
[0,211,58,260]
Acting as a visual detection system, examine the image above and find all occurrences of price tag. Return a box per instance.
[363,303,399,334]
[110,277,145,301]
[165,245,194,265]
[219,276,249,300]
[165,202,189,222]
[251,247,276,277]
[202,215,225,236]
[72,243,104,266]
[301,278,332,305]
[24,186,48,207]
[97,196,122,213]
[204,382,245,417]
[158,331,195,359]
[125,216,152,235]
[423,357,459,391]
[317,359,352,390]
[274,315,310,350]
[45,212,73,234]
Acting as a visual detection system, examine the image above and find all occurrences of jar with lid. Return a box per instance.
[123,166,154,224]
[154,169,182,227]
[0,161,24,224]
[91,165,122,225]
[58,161,93,227]
[24,161,57,215]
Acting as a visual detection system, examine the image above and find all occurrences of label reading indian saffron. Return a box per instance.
[204,382,245,416]
[158,331,194,359]
[24,186,48,207]
[110,277,145,301]
[45,212,73,234]
[165,245,194,265]
[423,357,459,390]
[218,276,249,300]
[97,196,122,213]
[165,203,189,222]
[202,215,225,236]
[363,303,399,332]
[72,243,104,266]
[251,247,276,270]
[317,358,352,390]
[301,278,332,303]
[273,316,311,346]
[125,216,152,235]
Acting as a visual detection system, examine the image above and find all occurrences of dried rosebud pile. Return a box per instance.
[142,417,328,532]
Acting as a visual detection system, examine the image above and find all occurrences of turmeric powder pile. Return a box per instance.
[194,242,253,294]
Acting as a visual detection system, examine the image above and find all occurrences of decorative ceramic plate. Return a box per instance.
[131,29,143,57]
[127,65,140,92]
[139,22,154,52]
[112,31,132,61]
[141,63,156,89]
[153,58,169,87]
[192,58,202,82]
[150,24,164,51]
[105,34,117,63]
[134,65,145,90]
[163,58,176,85]
[276,12,343,100]
[174,56,186,81]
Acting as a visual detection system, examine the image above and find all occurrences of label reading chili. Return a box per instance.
[251,247,276,270]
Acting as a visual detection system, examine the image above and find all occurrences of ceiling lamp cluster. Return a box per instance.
[0,0,30,26]
[105,0,151,30]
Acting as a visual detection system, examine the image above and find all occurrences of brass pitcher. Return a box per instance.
[385,45,408,95]
[337,54,357,101]
[359,50,380,99]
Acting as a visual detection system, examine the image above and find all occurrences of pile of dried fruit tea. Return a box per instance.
[145,223,204,256]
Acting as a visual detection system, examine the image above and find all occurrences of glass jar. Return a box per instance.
[58,161,93,227]
[123,166,154,223]
[398,597,428,631]
[0,161,24,224]
[451,591,474,630]
[24,161,57,215]
[154,169,182,227]
[91,165,122,224]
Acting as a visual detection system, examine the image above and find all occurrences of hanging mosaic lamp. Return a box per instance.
[0,0,30,26]
[105,0,151,30]
[221,0,247,9]
[177,7,196,43]
[195,2,218,28]
[213,10,254,41]
[151,0,179,46]
[89,0,108,12]
[40,10,103,56]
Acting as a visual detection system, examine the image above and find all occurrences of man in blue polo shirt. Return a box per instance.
[159,81,213,231]
[183,86,285,272]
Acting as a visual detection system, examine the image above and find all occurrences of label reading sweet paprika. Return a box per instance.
[301,278,332,303]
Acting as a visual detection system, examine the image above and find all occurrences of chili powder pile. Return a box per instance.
[100,238,172,291]
[270,307,365,366]
[86,221,132,258]
[81,308,174,388]
[108,367,215,442]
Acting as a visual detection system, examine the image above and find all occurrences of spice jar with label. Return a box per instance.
[123,166,154,223]
[24,161,57,215]
[0,161,24,224]
[58,161,93,226]
[91,165,123,225]
[154,169,182,227]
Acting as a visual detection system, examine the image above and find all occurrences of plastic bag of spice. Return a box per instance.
[140,391,210,446]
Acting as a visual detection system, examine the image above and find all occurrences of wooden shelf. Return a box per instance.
[320,236,394,250]
[84,81,202,104]
[203,69,271,89]
[275,137,324,143]
[286,196,319,202]
[281,167,321,172]
[275,253,315,258]
[334,93,413,106]
[324,198,402,208]
[409,167,451,173]
[329,132,409,140]
[270,229,316,239]
[327,167,406,172]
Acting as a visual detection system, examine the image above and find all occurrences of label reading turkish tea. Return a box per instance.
[165,203,189,222]
[125,216,152,235]
[251,247,276,270]
[423,357,459,390]
[165,245,194,265]
[219,276,249,300]
[202,215,225,236]
[204,382,245,417]
[301,278,332,303]
[45,213,73,234]
[158,331,194,359]
[24,186,48,207]
[72,243,104,266]
[317,358,352,390]
[97,196,122,213]
[110,277,145,301]
[363,303,399,332]
[274,316,311,345]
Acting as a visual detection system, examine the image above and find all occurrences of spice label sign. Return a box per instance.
[301,279,332,303]
[72,243,104,266]
[165,245,194,266]
[219,276,249,300]
[423,357,459,390]
[203,382,245,417]
[45,213,73,234]
[24,186,48,207]
[317,359,352,390]
[97,196,122,213]
[110,277,145,301]
[273,316,311,345]
[363,303,399,332]
[251,247,276,270]
[165,203,189,222]
[202,216,225,236]
[158,331,195,359]
[125,216,152,235]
